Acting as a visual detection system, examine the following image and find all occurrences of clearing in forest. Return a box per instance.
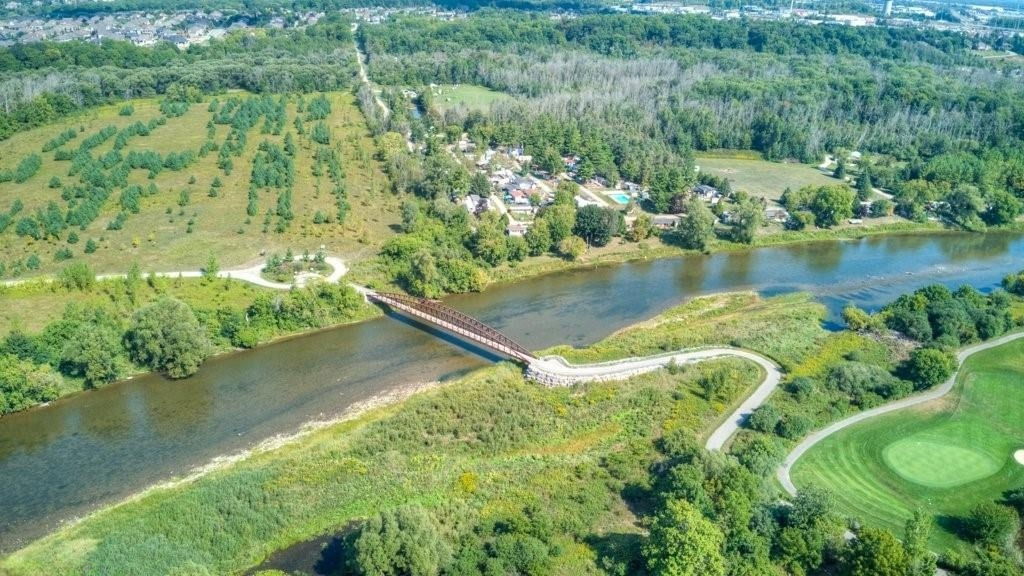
[695,156,840,202]
[430,84,513,113]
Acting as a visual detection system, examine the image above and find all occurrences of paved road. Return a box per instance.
[777,331,1024,496]
[527,348,782,450]
[2,257,348,291]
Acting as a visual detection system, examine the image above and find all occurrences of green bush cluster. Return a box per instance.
[882,284,1014,347]
[41,128,77,152]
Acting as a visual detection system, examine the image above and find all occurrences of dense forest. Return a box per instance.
[0,15,357,140]
[361,13,1024,228]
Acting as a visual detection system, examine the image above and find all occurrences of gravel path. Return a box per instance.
[777,331,1024,496]
[2,256,348,291]
[527,348,782,450]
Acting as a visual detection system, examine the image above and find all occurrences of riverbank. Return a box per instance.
[3,232,1024,560]
[0,224,1016,418]
[0,223,951,418]
[0,274,380,417]
[0,290,814,575]
[354,219,951,293]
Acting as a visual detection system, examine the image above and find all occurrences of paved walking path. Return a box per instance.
[777,331,1024,496]
[2,256,347,291]
[526,347,782,450]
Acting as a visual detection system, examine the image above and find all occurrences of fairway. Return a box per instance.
[792,338,1024,549]
[696,156,839,201]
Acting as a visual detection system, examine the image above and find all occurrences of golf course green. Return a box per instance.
[791,338,1024,549]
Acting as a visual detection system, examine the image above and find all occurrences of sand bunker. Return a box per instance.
[1015,450,1024,465]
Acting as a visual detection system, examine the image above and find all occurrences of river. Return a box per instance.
[1,231,1023,552]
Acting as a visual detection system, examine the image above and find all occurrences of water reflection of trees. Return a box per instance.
[675,253,708,295]
[785,240,845,275]
[79,386,134,440]
[716,250,755,288]
[141,372,214,438]
[0,403,69,461]
[935,232,1015,263]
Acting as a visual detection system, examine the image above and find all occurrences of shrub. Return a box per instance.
[13,154,42,183]
[747,404,782,433]
[59,323,125,387]
[58,261,95,291]
[558,235,587,261]
[0,354,62,415]
[353,505,451,576]
[1003,270,1024,296]
[732,433,785,476]
[963,502,1018,544]
[54,247,73,262]
[125,297,212,378]
[776,414,812,439]
[901,347,956,390]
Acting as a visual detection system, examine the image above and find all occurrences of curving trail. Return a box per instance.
[777,331,1024,497]
[2,256,348,291]
[526,348,782,451]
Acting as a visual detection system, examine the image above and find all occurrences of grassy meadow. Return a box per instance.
[0,91,398,279]
[792,337,1024,550]
[0,291,810,576]
[430,84,513,113]
[695,155,841,202]
[544,291,827,372]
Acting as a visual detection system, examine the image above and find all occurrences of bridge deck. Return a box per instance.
[367,291,536,364]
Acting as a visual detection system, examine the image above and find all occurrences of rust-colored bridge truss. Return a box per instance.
[367,291,536,364]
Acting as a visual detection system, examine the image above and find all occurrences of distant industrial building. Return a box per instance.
[883,0,893,17]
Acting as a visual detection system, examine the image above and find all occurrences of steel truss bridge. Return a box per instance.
[366,291,536,364]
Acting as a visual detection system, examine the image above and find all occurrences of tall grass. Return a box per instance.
[544,291,827,370]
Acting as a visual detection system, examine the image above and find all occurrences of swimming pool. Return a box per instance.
[608,193,631,204]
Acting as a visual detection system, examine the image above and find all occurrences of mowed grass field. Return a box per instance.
[0,91,398,278]
[430,84,512,113]
[695,156,840,202]
[792,338,1024,550]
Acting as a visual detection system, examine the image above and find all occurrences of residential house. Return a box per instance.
[652,214,680,230]
[462,194,491,215]
[508,203,536,217]
[765,206,790,222]
[694,184,719,200]
[575,196,603,209]
[506,221,531,237]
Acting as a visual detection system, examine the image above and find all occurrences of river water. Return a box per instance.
[1,232,1023,552]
